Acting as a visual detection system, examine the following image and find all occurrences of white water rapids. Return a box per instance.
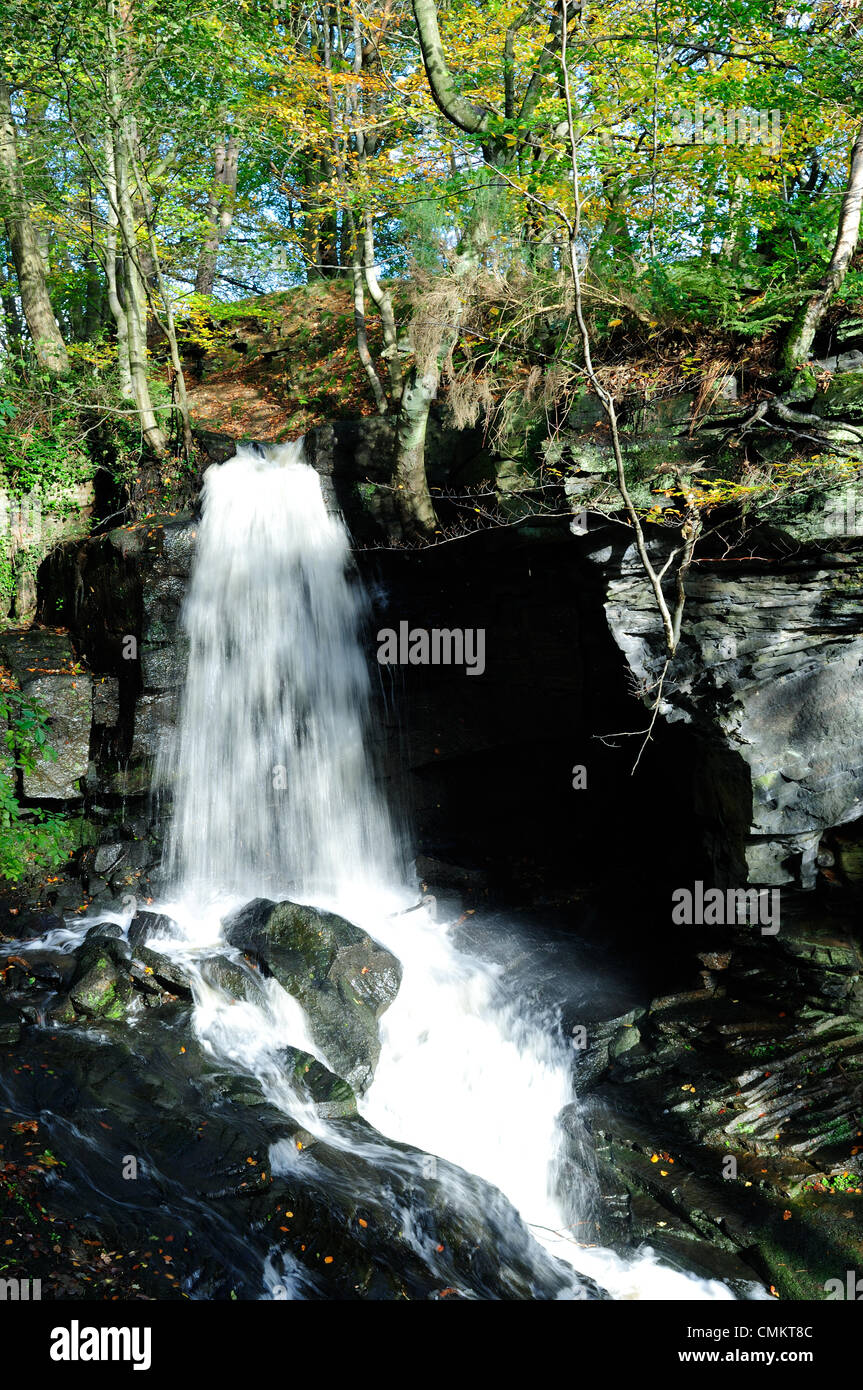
[141,441,761,1300]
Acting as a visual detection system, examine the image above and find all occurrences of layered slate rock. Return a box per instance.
[223,898,401,1093]
[0,630,91,799]
[37,510,196,805]
[572,906,863,1299]
[587,528,863,887]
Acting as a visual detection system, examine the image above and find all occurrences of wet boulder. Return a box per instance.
[21,951,76,989]
[68,943,132,1021]
[0,905,64,939]
[199,953,255,999]
[129,946,193,1001]
[127,909,177,953]
[57,925,192,1020]
[223,898,401,1093]
[283,1047,357,1119]
[92,840,155,893]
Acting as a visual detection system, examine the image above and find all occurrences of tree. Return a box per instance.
[0,78,69,375]
[555,0,700,671]
[195,130,239,295]
[783,121,863,374]
[102,0,167,454]
[0,0,859,522]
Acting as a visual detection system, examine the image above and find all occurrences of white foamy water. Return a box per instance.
[152,443,763,1301]
[156,442,404,905]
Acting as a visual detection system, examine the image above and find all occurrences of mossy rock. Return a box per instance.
[767,481,863,543]
[286,1047,357,1118]
[224,898,401,1094]
[69,951,132,1020]
[754,1194,863,1299]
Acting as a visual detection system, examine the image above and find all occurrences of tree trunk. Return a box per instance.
[348,8,403,403]
[195,132,239,295]
[142,206,194,458]
[396,2,502,535]
[77,164,107,340]
[339,209,351,279]
[720,174,746,265]
[0,80,69,375]
[0,250,22,358]
[783,121,863,373]
[103,131,133,399]
[319,215,339,278]
[113,119,165,453]
[394,368,439,535]
[411,0,490,134]
[392,231,483,536]
[82,254,107,340]
[1,289,21,357]
[362,214,403,402]
[348,212,387,415]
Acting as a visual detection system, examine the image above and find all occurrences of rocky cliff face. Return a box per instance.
[5,402,860,919]
[585,526,863,892]
[0,480,95,628]
[24,508,196,907]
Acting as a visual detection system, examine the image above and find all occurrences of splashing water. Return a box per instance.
[153,442,762,1301]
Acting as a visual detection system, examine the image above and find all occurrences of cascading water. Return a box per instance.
[156,442,404,905]
[150,441,761,1301]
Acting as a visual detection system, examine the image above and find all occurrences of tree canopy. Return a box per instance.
[0,0,861,536]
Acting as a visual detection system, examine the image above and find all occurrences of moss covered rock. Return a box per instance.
[224,898,401,1094]
[69,948,131,1020]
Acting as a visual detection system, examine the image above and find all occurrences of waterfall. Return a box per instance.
[156,441,404,906]
[153,441,757,1301]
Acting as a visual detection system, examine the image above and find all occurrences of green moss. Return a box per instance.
[819,369,863,420]
[102,994,127,1021]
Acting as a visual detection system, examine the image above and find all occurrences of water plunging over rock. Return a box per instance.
[156,441,406,905]
[223,897,401,1093]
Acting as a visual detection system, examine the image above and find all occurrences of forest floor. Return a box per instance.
[183,281,383,443]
